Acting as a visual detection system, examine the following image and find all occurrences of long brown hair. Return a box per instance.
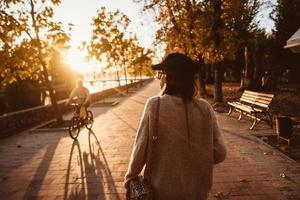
[163,72,199,100]
[161,72,199,149]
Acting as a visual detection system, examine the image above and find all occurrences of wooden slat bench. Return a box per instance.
[227,90,275,130]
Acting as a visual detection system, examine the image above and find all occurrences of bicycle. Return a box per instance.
[68,103,94,139]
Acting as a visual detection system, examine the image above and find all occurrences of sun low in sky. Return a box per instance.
[53,0,158,73]
[64,48,94,73]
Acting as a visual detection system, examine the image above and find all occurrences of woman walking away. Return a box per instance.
[124,53,226,200]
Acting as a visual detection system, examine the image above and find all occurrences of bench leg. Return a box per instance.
[227,107,233,115]
[250,118,257,130]
[238,112,242,120]
[268,113,273,128]
[260,113,273,129]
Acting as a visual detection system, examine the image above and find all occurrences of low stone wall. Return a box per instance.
[0,80,148,138]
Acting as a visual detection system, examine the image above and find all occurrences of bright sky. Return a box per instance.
[257,0,276,33]
[53,0,159,73]
[53,0,158,48]
[52,0,275,73]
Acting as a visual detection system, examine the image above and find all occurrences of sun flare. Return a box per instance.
[65,48,94,73]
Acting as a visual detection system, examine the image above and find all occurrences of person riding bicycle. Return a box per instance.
[66,79,91,119]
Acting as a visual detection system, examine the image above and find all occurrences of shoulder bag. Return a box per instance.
[128,97,161,200]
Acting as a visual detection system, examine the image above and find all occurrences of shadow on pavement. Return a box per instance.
[63,130,120,200]
[64,139,85,200]
[87,129,120,199]
[21,136,62,199]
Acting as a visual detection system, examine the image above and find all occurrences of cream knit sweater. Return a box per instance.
[125,95,226,200]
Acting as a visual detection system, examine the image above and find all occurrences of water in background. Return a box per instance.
[44,78,145,105]
[84,79,133,94]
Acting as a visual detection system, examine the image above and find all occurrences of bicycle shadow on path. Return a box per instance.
[63,130,121,200]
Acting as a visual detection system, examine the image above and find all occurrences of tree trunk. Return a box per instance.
[206,64,213,84]
[116,69,121,86]
[240,45,255,90]
[199,74,207,96]
[253,62,263,90]
[211,0,223,102]
[214,63,223,103]
[198,64,207,96]
[114,62,121,86]
[30,0,62,123]
[123,66,128,85]
[253,44,264,90]
[139,68,142,80]
[240,45,248,89]
[196,56,207,96]
[43,70,62,122]
[123,66,128,92]
[297,69,300,94]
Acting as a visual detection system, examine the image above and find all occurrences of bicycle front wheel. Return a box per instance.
[85,111,93,130]
[69,116,80,139]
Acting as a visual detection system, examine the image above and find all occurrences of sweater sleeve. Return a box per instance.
[209,105,227,164]
[124,98,153,187]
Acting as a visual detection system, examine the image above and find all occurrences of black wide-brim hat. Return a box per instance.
[152,53,200,74]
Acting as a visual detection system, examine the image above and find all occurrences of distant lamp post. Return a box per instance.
[284,28,300,53]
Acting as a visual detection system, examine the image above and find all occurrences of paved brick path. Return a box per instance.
[0,80,299,200]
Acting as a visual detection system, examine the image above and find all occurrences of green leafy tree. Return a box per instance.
[228,0,262,89]
[87,7,151,86]
[0,0,71,121]
[130,46,154,80]
[0,40,40,84]
[141,0,210,95]
[121,37,154,83]
[87,8,130,86]
[139,0,239,102]
[271,0,300,90]
[138,0,268,101]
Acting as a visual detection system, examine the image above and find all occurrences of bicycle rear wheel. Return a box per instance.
[85,111,93,130]
[69,116,80,139]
